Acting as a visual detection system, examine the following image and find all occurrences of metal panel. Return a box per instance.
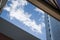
[49,16,60,40]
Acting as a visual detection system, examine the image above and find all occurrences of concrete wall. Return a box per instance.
[0,17,40,40]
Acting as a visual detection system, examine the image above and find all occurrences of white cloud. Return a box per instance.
[4,0,43,33]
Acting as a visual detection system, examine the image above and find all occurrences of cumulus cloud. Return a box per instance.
[4,0,43,33]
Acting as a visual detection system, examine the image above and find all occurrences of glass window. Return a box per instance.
[0,0,46,40]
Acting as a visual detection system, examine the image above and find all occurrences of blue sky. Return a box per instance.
[0,0,46,40]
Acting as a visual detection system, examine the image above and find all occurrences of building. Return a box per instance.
[48,16,60,40]
[0,0,60,40]
[45,14,60,40]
